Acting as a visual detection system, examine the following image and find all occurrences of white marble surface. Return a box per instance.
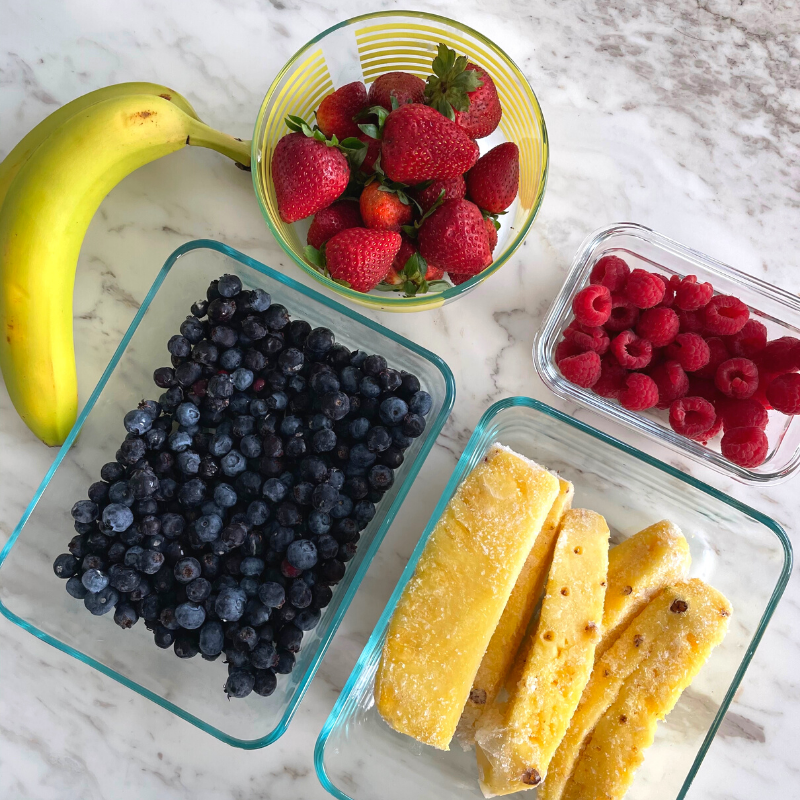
[1,0,799,797]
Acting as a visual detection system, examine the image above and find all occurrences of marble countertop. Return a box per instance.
[1,0,799,797]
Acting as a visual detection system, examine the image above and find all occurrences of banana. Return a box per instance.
[0,82,200,208]
[0,93,251,445]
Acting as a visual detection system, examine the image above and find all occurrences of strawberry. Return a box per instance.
[484,216,499,252]
[448,272,472,285]
[271,130,349,223]
[380,104,479,184]
[418,198,492,275]
[424,44,502,139]
[367,71,425,111]
[357,133,381,173]
[325,228,401,292]
[307,201,363,249]
[316,81,368,140]
[466,142,519,213]
[383,236,445,294]
[359,181,413,231]
[412,175,466,213]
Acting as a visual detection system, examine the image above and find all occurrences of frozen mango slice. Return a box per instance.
[475,508,610,796]
[374,444,560,750]
[540,581,713,800]
[560,578,731,800]
[457,478,574,748]
[596,520,691,661]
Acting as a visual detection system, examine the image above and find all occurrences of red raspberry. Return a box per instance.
[703,295,749,335]
[649,360,689,409]
[677,308,705,334]
[605,293,640,333]
[564,324,610,355]
[657,275,676,308]
[555,337,583,364]
[665,333,711,372]
[721,427,769,468]
[669,396,716,438]
[611,330,653,369]
[715,358,759,399]
[674,275,713,311]
[688,375,719,404]
[589,255,630,292]
[694,337,730,379]
[692,412,723,444]
[618,372,659,411]
[592,355,628,398]
[625,269,665,309]
[717,397,769,431]
[573,285,612,327]
[753,370,780,410]
[635,307,679,347]
[758,336,800,373]
[726,319,767,358]
[766,373,800,415]
[559,350,601,388]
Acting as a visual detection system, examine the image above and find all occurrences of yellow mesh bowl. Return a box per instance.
[252,11,548,312]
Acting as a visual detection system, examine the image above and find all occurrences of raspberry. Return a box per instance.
[592,355,628,398]
[726,319,767,358]
[753,370,779,410]
[610,330,652,369]
[649,360,689,409]
[625,269,665,309]
[559,350,601,388]
[674,275,713,311]
[555,337,583,364]
[677,308,705,334]
[694,337,730,379]
[573,284,612,327]
[721,427,769,468]
[758,336,800,373]
[665,333,710,372]
[692,412,723,444]
[688,376,719,404]
[635,307,679,347]
[605,293,640,332]
[589,255,630,292]
[717,397,769,431]
[715,357,759,399]
[657,275,676,308]
[703,295,749,335]
[766,373,800,415]
[564,324,610,355]
[669,396,716,438]
[618,372,659,411]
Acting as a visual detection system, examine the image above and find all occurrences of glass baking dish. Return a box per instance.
[0,240,455,748]
[315,397,791,800]
[533,222,800,484]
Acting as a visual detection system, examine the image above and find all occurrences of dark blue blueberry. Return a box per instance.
[139,550,165,575]
[288,319,311,345]
[280,415,303,437]
[299,457,328,483]
[139,594,161,620]
[258,581,286,608]
[240,557,265,577]
[83,586,119,615]
[221,522,247,549]
[53,553,79,578]
[348,417,370,440]
[153,366,176,388]
[288,579,313,608]
[186,577,212,603]
[312,428,337,453]
[278,624,303,653]
[312,583,334,608]
[87,481,109,504]
[208,296,236,324]
[175,451,199,476]
[311,483,339,513]
[180,315,205,343]
[318,558,346,585]
[178,478,206,507]
[363,354,387,377]
[216,587,247,621]
[285,437,306,458]
[174,361,203,387]
[379,396,409,426]
[241,316,267,341]
[114,604,139,629]
[294,608,321,631]
[202,553,221,579]
[262,478,287,503]
[207,374,234,399]
[339,366,362,394]
[175,602,206,630]
[276,502,301,527]
[66,575,88,599]
[379,368,402,392]
[124,545,144,568]
[339,541,358,561]
[328,343,351,369]
[160,386,184,410]
[160,607,180,630]
[354,500,376,527]
[250,288,271,312]
[199,621,225,656]
[247,602,272,627]
[333,518,358,543]
[266,391,288,411]
[305,327,334,354]
[367,426,392,452]
[327,468,345,490]
[275,649,296,674]
[235,625,259,650]
[167,334,191,358]
[201,500,224,518]
[173,633,199,659]
[217,273,242,297]
[168,430,193,452]
[380,447,405,469]
[174,557,202,584]
[145,427,167,450]
[208,432,233,457]
[348,350,367,368]
[321,391,349,420]
[129,577,152,602]
[110,566,141,592]
[409,390,433,416]
[287,540,317,571]
[68,534,88,557]
[219,347,243,371]
[359,376,381,398]
[154,626,176,649]
[278,348,304,375]
[239,434,262,459]
[345,463,367,478]
[178,423,200,437]
[160,513,185,538]
[230,367,253,392]
[308,510,332,536]
[306,414,330,433]
[195,514,223,542]
[310,370,340,394]
[102,503,133,532]
[175,401,201,427]
[349,443,377,469]
[292,481,313,505]
[398,372,421,398]
[288,375,306,393]
[221,449,247,477]
[246,501,270,527]
[250,398,269,417]
[124,408,153,435]
[211,485,235,510]
[226,392,249,416]
[108,481,134,506]
[330,494,354,520]
[402,413,426,437]
[391,427,414,449]
[225,669,255,699]
[225,647,249,668]
[251,642,278,670]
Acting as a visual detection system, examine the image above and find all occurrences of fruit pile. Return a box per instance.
[556,255,800,468]
[51,274,432,700]
[271,44,519,296]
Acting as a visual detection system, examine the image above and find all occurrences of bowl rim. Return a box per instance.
[313,396,792,800]
[0,238,456,749]
[251,9,549,311]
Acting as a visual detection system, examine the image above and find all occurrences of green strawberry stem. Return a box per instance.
[424,43,483,121]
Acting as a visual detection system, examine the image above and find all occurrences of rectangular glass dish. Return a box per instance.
[533,223,800,483]
[315,397,791,800]
[0,240,455,748]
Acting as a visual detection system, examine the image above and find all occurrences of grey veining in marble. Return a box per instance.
[1,0,799,798]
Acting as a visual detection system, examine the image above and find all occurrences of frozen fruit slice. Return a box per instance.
[374,445,560,750]
[560,580,731,800]
[475,509,609,795]
[457,479,574,747]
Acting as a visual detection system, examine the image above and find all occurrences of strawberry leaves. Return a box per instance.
[401,188,446,239]
[424,43,483,121]
[354,105,390,140]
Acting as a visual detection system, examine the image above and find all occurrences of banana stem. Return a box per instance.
[185,118,252,169]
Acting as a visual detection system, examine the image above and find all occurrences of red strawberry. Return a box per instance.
[307,201,363,249]
[418,199,492,275]
[424,45,502,139]
[359,181,413,231]
[484,217,498,252]
[391,235,417,274]
[316,81,367,140]
[357,133,381,173]
[384,237,444,288]
[381,104,479,184]
[367,72,425,111]
[412,176,466,213]
[271,131,349,223]
[448,272,472,285]
[325,228,401,292]
[466,142,519,213]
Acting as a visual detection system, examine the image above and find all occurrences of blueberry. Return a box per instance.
[300,457,329,484]
[66,575,88,599]
[391,427,414,449]
[277,416,301,438]
[174,633,200,658]
[240,557,265,577]
[321,391,349,421]
[154,626,176,649]
[216,587,247,621]
[114,604,139,629]
[380,447,405,469]
[175,402,201,427]
[110,566,142,592]
[129,470,159,500]
[367,426,392,452]
[160,513,185,538]
[230,367,253,392]
[208,433,233,457]
[175,602,206,630]
[207,297,237,324]
[310,370,340,394]
[168,430,193,452]
[312,428,336,453]
[217,273,242,297]
[145,428,167,451]
[140,550,165,574]
[309,483,337,513]
[174,557,202,584]
[287,540,317,571]
[333,518,358,543]
[129,577,152,601]
[348,417,370,440]
[247,602,272,627]
[160,607,180,630]
[288,579,313,609]
[269,525,295,553]
[275,650,296,674]
[250,398,269,417]
[153,366,176,388]
[218,449,244,477]
[74,498,100,524]
[277,624,303,653]
[246,501,270,527]
[235,625,259,650]
[225,669,255,699]
[207,374,234,400]
[266,391,288,411]
[318,559,346,585]
[294,608,321,631]
[224,646,249,668]
[167,334,192,358]
[178,478,206,507]
[83,586,119,615]
[239,434,262,459]
[379,368,403,392]
[241,316,267,340]
[349,443,376,469]
[250,288,271,312]
[264,304,290,330]
[251,642,278,670]
[186,577,212,603]
[195,514,223,542]
[53,553,79,578]
[202,553,221,579]
[123,408,153,435]
[258,581,286,608]
[402,413,426,437]
[312,584,334,609]
[139,593,162,621]
[219,347,243,371]
[359,376,381,398]
[306,327,334,354]
[288,319,311,345]
[199,621,225,656]
[339,542,358,561]
[379,396,408,426]
[201,500,224,518]
[262,478,287,503]
[354,500,376,527]
[123,545,144,568]
[285,437,306,458]
[278,348,304,375]
[175,361,203,387]
[102,503,133,532]
[211,485,235,510]
[276,502,302,527]
[108,481,133,506]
